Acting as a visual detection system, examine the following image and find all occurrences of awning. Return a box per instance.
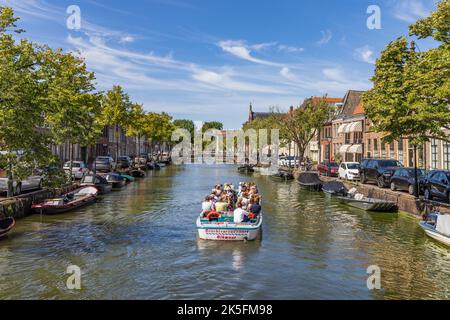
[348,144,363,154]
[347,122,363,133]
[339,145,352,154]
[338,124,348,134]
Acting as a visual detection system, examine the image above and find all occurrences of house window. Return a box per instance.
[390,142,395,159]
[381,143,386,159]
[398,140,404,164]
[373,139,378,158]
[354,132,363,144]
[431,139,439,169]
[345,133,351,144]
[444,142,450,170]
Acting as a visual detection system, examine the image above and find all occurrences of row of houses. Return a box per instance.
[249,90,450,170]
[50,125,151,165]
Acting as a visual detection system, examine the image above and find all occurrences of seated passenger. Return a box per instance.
[202,196,213,214]
[249,196,262,216]
[233,202,249,223]
[214,196,228,212]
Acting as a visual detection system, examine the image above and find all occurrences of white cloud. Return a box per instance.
[280,67,297,81]
[119,36,135,44]
[322,68,345,82]
[218,40,282,66]
[353,46,376,64]
[278,45,304,53]
[392,0,431,23]
[316,30,333,46]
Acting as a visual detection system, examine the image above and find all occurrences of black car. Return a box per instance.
[359,159,403,188]
[423,170,450,203]
[117,156,132,169]
[390,168,426,195]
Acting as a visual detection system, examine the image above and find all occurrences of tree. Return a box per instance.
[0,7,53,196]
[244,101,333,166]
[99,85,132,168]
[126,103,146,157]
[41,48,101,179]
[362,0,450,145]
[143,112,175,156]
[173,119,195,143]
[202,121,223,133]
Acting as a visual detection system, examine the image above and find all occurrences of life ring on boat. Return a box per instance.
[207,211,221,220]
[248,213,256,220]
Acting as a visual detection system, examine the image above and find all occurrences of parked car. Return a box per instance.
[279,156,299,167]
[0,175,43,196]
[117,156,132,169]
[423,170,450,203]
[338,162,360,180]
[63,161,89,180]
[318,161,339,177]
[359,159,403,188]
[390,168,426,195]
[95,156,115,172]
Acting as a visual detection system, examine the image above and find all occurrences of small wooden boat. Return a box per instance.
[0,217,15,239]
[129,169,145,178]
[120,174,135,183]
[420,212,450,246]
[31,186,98,215]
[105,173,127,190]
[80,174,112,195]
[298,172,323,191]
[270,170,294,181]
[238,165,254,174]
[334,193,398,212]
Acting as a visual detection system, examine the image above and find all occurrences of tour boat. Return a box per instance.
[31,186,98,215]
[0,217,15,239]
[196,212,262,241]
[297,172,323,191]
[420,212,450,247]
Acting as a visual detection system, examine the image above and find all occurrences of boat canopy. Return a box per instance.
[298,172,322,185]
[436,214,450,236]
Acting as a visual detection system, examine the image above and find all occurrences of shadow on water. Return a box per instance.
[0,165,448,299]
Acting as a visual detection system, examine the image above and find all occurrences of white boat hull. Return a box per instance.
[420,222,450,247]
[196,215,262,241]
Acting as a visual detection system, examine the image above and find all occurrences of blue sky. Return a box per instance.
[0,0,439,128]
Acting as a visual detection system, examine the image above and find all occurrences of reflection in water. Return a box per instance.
[0,165,449,299]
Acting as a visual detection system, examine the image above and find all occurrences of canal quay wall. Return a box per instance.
[293,171,450,217]
[0,184,79,220]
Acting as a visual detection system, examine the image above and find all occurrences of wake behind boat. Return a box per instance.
[197,182,262,241]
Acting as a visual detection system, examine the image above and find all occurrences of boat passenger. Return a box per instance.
[249,196,262,217]
[202,196,213,214]
[214,196,228,212]
[233,201,249,223]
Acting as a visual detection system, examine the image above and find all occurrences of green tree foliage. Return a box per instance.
[363,0,450,145]
[144,112,176,153]
[99,85,132,165]
[126,103,146,156]
[173,119,195,143]
[0,7,53,195]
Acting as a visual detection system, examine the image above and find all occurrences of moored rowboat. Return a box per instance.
[420,212,450,246]
[32,186,98,215]
[334,195,398,212]
[0,217,15,239]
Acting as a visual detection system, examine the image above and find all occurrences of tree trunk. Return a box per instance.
[116,124,119,171]
[7,161,14,198]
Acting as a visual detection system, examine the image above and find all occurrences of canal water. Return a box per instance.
[0,165,449,300]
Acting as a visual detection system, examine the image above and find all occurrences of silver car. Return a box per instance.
[63,161,89,180]
[0,175,43,196]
